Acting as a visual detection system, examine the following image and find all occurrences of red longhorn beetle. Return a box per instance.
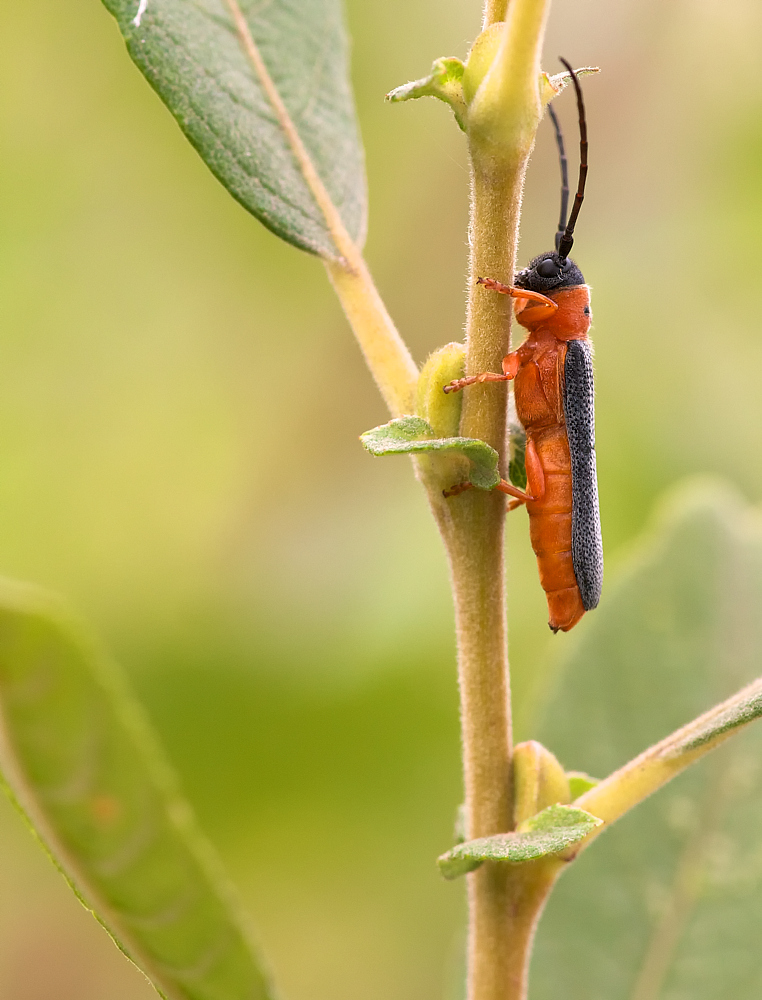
[444,60,602,632]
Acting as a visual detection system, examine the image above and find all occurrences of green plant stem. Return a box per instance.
[330,1,551,995]
[451,165,518,1000]
[442,3,551,997]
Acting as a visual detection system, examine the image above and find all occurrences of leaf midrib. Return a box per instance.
[221,0,357,261]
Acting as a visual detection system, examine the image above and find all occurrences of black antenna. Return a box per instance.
[547,102,569,252]
[556,58,588,260]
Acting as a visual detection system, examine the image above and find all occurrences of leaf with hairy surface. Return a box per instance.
[102,0,366,258]
[438,804,601,880]
[360,416,501,490]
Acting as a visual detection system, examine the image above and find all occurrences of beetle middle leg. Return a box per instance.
[444,349,522,395]
[496,438,546,507]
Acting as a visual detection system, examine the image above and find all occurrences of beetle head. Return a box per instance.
[514,251,584,293]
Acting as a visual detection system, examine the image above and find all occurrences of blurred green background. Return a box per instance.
[0,0,761,997]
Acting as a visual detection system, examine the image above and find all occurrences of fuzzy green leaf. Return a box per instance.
[437,804,601,880]
[0,579,275,1000]
[360,416,500,490]
[532,483,762,1000]
[386,58,467,131]
[101,0,366,258]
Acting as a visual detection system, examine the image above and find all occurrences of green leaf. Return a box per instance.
[0,579,275,1000]
[360,416,500,490]
[386,58,467,131]
[566,771,599,799]
[437,804,602,880]
[508,404,527,490]
[101,0,366,258]
[531,482,762,1000]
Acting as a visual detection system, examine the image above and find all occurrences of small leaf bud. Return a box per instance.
[416,342,466,440]
[513,740,571,828]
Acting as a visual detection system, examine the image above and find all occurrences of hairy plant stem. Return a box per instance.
[452,157,530,1000]
[482,0,509,28]
[448,0,550,991]
[435,485,555,1000]
[325,1,550,994]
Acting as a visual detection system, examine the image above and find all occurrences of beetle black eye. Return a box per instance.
[536,259,558,278]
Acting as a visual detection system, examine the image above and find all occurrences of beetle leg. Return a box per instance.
[477,277,548,302]
[524,438,546,501]
[443,481,473,498]
[444,348,523,395]
[495,440,546,504]
[495,481,534,502]
[443,370,510,394]
[445,442,545,504]
[477,277,559,321]
[445,481,528,505]
[477,277,558,309]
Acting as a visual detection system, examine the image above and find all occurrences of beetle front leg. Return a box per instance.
[477,277,559,320]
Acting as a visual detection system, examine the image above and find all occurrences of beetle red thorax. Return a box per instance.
[514,284,591,340]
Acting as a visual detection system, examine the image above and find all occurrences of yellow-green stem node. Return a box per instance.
[416,342,466,438]
[512,740,571,827]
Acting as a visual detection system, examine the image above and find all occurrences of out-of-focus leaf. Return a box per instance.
[101,0,366,258]
[531,482,762,1000]
[508,398,527,490]
[438,804,601,880]
[360,416,500,490]
[0,580,276,1000]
